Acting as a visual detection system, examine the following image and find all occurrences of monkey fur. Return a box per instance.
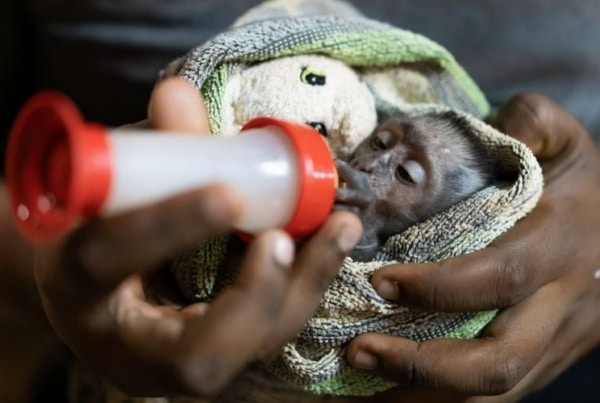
[336,111,498,261]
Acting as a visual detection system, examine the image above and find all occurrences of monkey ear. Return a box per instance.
[327,65,377,159]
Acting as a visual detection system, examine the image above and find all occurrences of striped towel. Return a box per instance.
[166,0,543,397]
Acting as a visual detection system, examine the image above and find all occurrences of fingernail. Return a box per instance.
[336,223,361,254]
[353,350,378,371]
[272,234,294,268]
[375,279,399,300]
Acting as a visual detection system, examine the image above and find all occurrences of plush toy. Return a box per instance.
[159,0,544,400]
[221,54,377,159]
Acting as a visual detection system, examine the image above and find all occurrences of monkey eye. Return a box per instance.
[396,165,414,183]
[371,135,386,150]
[396,160,425,185]
[307,121,328,137]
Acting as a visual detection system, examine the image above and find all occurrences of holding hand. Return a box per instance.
[33,78,362,397]
[346,93,600,402]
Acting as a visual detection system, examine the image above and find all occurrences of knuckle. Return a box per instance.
[167,353,230,397]
[508,93,548,121]
[390,346,440,389]
[409,282,438,310]
[323,231,351,262]
[407,358,433,387]
[394,266,440,309]
[483,356,527,395]
[518,93,556,128]
[377,352,419,385]
[57,226,111,289]
[300,254,340,297]
[497,92,550,144]
[492,252,532,306]
[252,286,286,321]
[307,264,337,296]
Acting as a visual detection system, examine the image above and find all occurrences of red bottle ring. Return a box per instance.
[6,91,111,242]
[241,117,337,239]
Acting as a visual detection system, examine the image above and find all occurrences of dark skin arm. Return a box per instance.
[28,84,598,401]
[25,78,364,397]
[0,183,41,324]
[344,93,600,402]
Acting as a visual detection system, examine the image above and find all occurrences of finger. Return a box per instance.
[264,211,362,353]
[149,76,210,134]
[497,296,600,402]
[178,302,210,320]
[492,92,591,162]
[370,93,599,312]
[120,119,152,130]
[116,231,294,396]
[369,196,572,311]
[44,185,242,296]
[375,192,599,313]
[347,279,570,396]
[336,188,372,207]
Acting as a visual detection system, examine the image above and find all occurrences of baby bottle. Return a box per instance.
[6,91,337,243]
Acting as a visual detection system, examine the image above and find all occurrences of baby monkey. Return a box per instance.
[336,111,497,261]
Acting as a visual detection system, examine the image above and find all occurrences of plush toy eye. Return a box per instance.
[307,121,329,136]
[300,66,326,86]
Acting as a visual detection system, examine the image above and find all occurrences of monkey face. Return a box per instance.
[349,113,492,235]
[340,112,494,248]
[349,117,437,215]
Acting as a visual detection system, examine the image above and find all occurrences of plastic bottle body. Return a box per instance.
[105,127,299,232]
[6,91,337,242]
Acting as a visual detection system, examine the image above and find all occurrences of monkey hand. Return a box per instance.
[334,160,380,261]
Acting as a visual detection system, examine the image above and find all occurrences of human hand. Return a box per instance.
[34,77,363,397]
[344,93,600,402]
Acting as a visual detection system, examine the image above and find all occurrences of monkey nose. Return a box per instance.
[350,160,371,174]
[348,158,361,169]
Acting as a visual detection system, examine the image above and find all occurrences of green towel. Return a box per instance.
[166,0,543,398]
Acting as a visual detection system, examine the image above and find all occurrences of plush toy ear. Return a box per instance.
[328,76,377,159]
[361,67,442,111]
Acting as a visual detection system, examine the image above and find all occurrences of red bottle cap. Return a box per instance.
[6,91,112,243]
[241,117,337,239]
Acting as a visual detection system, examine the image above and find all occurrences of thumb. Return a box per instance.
[149,77,210,134]
[492,92,587,162]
